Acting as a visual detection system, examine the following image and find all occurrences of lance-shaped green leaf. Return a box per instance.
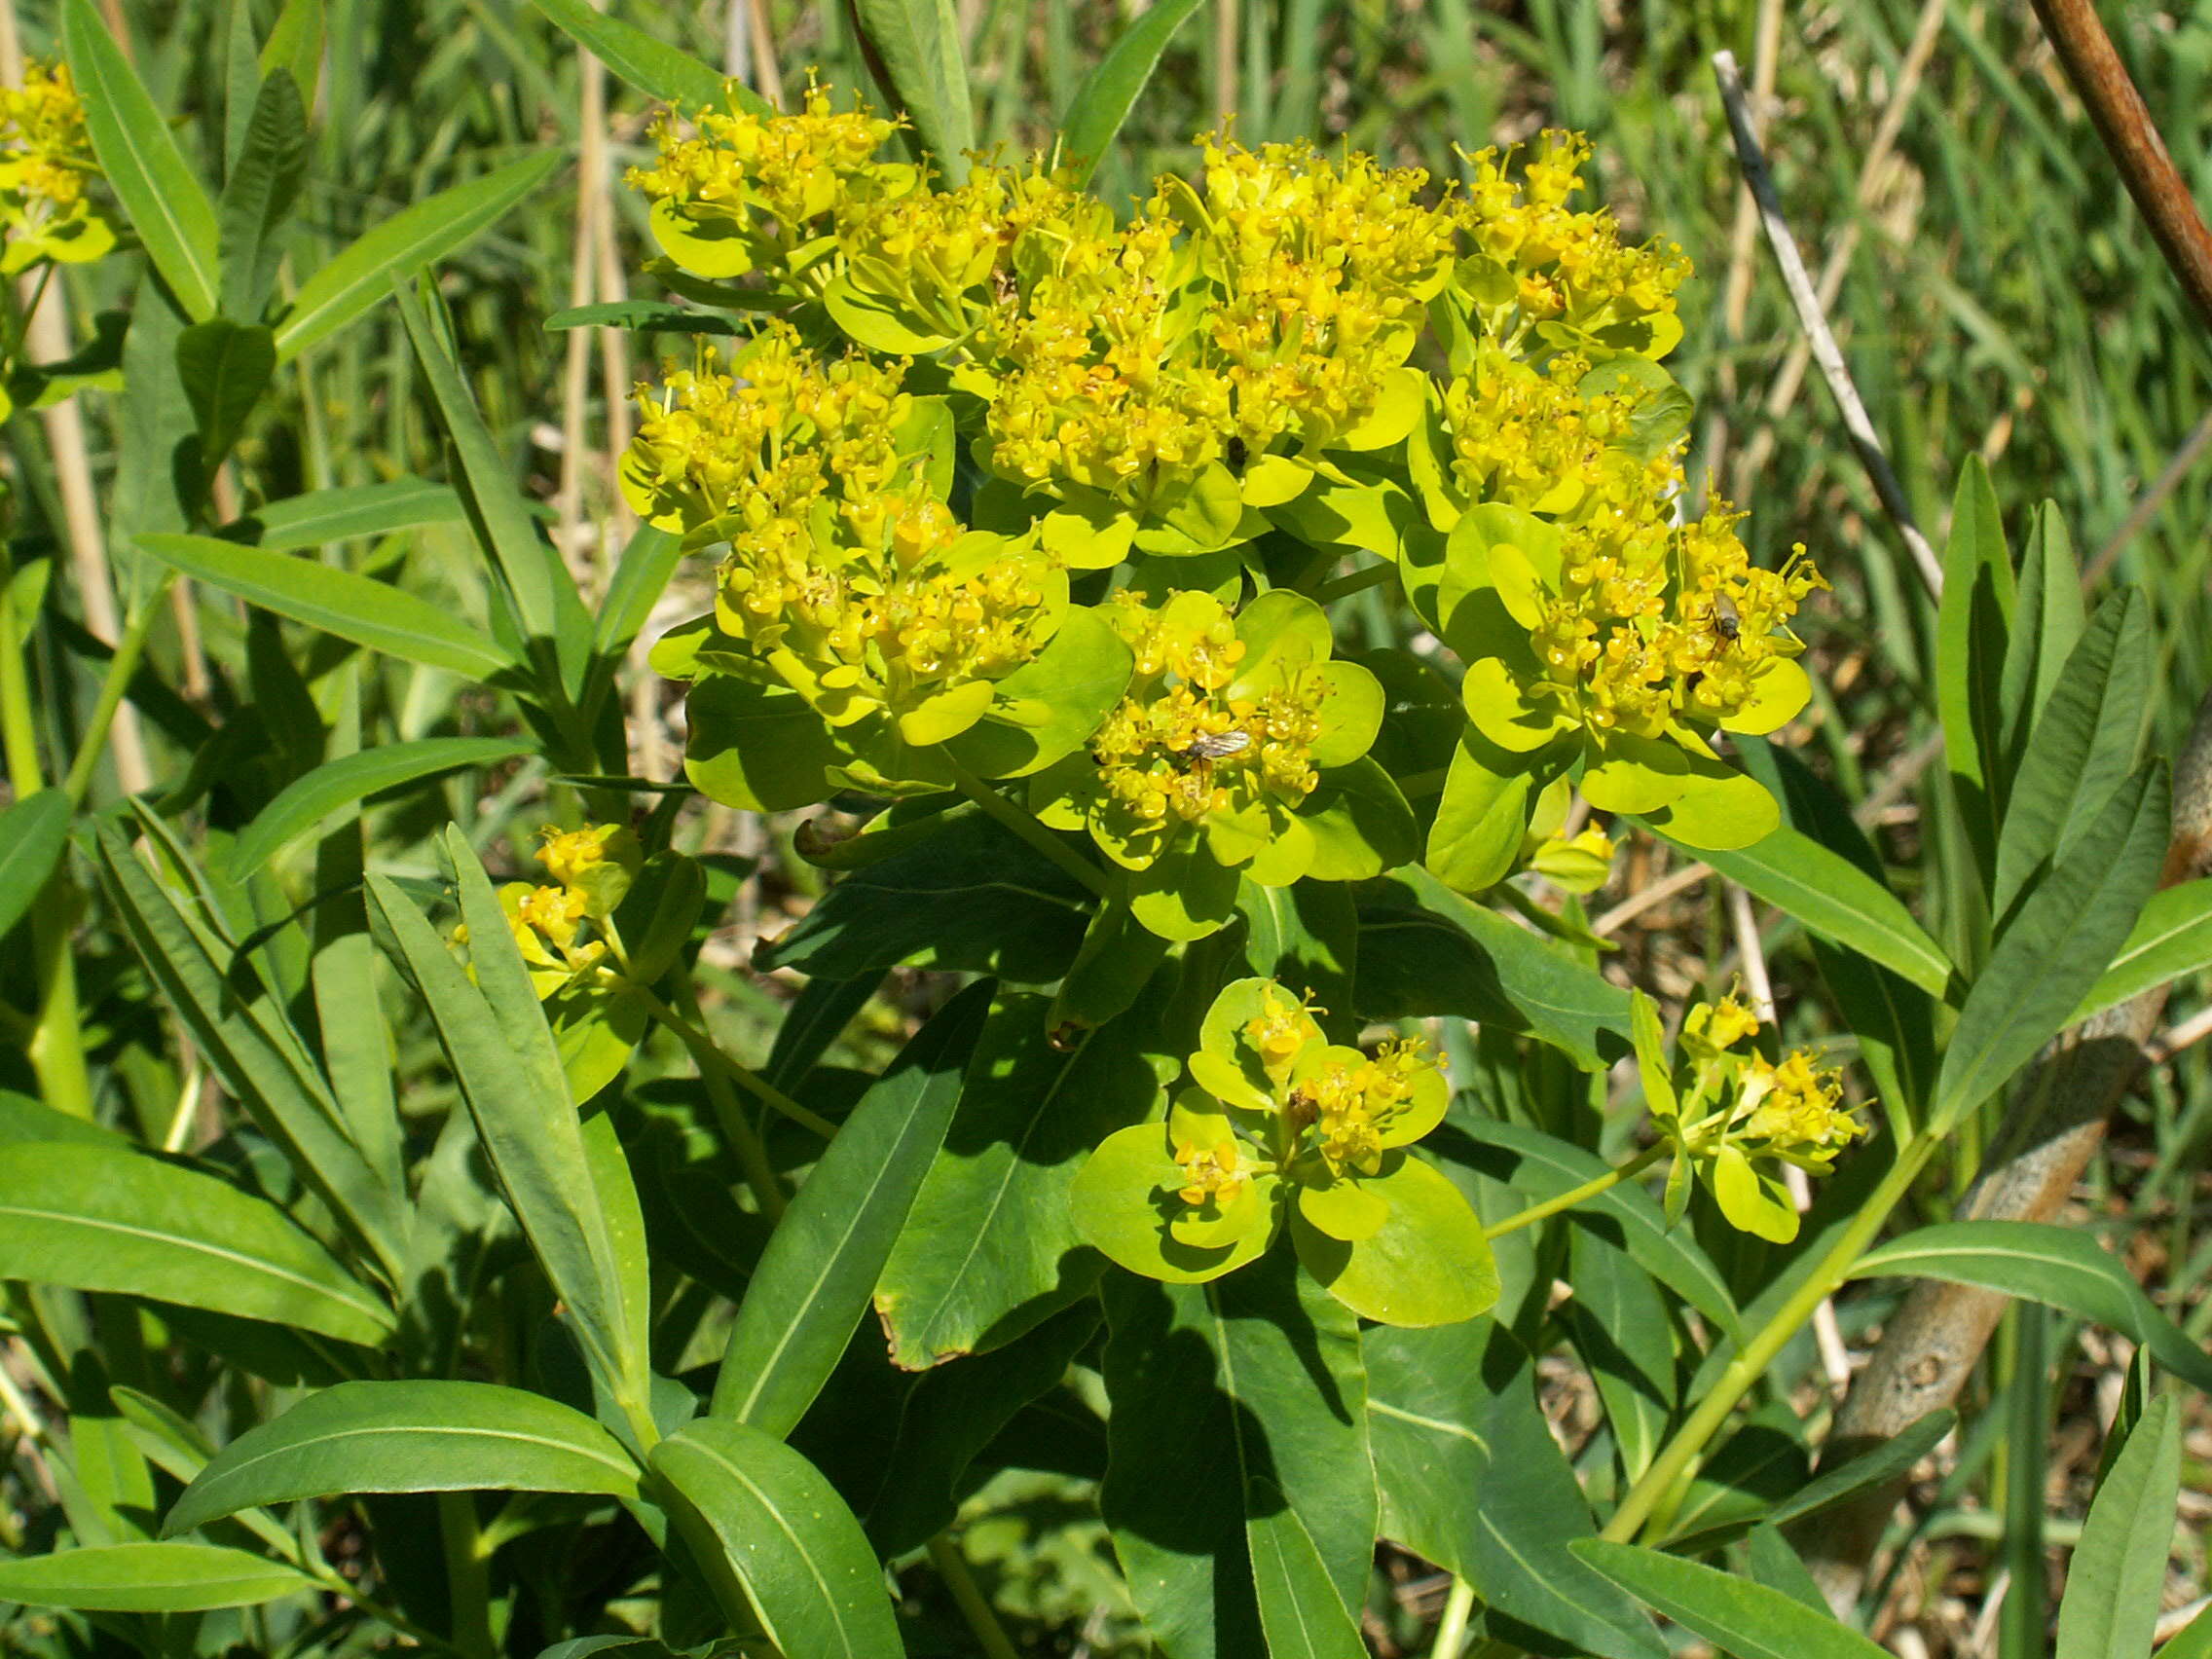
[276,153,563,361]
[592,523,683,663]
[1662,824,1953,1000]
[1932,764,2167,1131]
[166,1381,639,1534]
[1995,502,2085,786]
[849,0,974,179]
[2073,876,2212,1022]
[364,841,635,1395]
[874,982,1167,1370]
[137,533,514,679]
[0,789,70,940]
[1573,1540,1890,1659]
[531,0,754,112]
[1055,0,1206,185]
[395,282,587,694]
[1935,456,2016,880]
[0,1143,392,1346]
[1246,1484,1367,1659]
[62,0,219,320]
[650,1419,901,1658]
[710,982,990,1434]
[240,478,465,551]
[92,825,406,1281]
[1850,1221,2212,1395]
[217,69,310,320]
[1100,1257,1375,1658]
[1990,589,2148,920]
[2053,1393,2180,1659]
[1668,1409,1957,1552]
[0,1543,315,1612]
[230,738,534,877]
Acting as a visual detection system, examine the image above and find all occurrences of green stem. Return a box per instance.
[1310,559,1395,606]
[630,984,836,1140]
[63,570,173,803]
[1430,1577,1478,1656]
[436,1492,495,1659]
[944,751,1112,899]
[1602,1133,1936,1543]
[655,970,791,1220]
[926,1533,1021,1659]
[306,1567,472,1659]
[1482,1143,1668,1240]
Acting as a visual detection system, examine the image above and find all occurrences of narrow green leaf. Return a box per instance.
[175,318,276,471]
[1745,1526,1829,1614]
[651,1419,902,1659]
[531,0,755,112]
[0,789,70,940]
[711,982,988,1433]
[258,0,323,105]
[2075,877,2212,1022]
[1991,591,2149,919]
[230,739,533,877]
[394,281,584,692]
[874,981,1166,1370]
[62,0,220,320]
[1935,456,2016,878]
[1671,1410,1956,1552]
[0,1543,314,1611]
[137,532,514,679]
[240,478,465,551]
[2054,1394,2179,1659]
[1056,0,1206,185]
[849,0,975,178]
[1573,1540,1890,1659]
[1995,501,2085,785]
[593,523,684,661]
[276,154,563,361]
[0,1143,393,1345]
[1246,1484,1368,1659]
[365,865,630,1389]
[1933,765,2167,1130]
[217,70,309,320]
[1673,824,1953,999]
[166,1381,640,1535]
[92,825,407,1281]
[1851,1222,2212,1395]
[2160,1601,2212,1659]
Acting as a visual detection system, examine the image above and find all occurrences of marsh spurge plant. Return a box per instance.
[15,16,2201,1659]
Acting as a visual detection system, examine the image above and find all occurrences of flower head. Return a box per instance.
[0,62,111,273]
[1070,978,1493,1325]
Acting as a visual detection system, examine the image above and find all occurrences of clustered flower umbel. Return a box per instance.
[624,324,1062,746]
[1653,991,1866,1243]
[0,62,110,275]
[457,825,639,1001]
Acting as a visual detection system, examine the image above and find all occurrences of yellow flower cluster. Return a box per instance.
[1439,348,1652,513]
[1523,490,1825,743]
[0,62,110,274]
[469,824,639,1001]
[1172,1134,1250,1208]
[1087,592,1324,845]
[1289,1036,1443,1177]
[1458,130,1688,346]
[624,325,1062,743]
[1739,1051,1863,1172]
[627,75,904,275]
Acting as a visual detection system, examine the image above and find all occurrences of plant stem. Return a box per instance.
[1602,1133,1936,1542]
[926,1532,1021,1659]
[943,751,1111,899]
[655,970,792,1220]
[436,1492,495,1659]
[1311,559,1395,606]
[1430,1577,1478,1656]
[63,570,174,803]
[1482,1143,1668,1240]
[630,984,836,1139]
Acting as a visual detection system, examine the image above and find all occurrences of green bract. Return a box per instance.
[1070,978,1496,1325]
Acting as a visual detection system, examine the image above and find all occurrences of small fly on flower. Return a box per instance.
[1713,593,1741,642]
[1171,729,1253,772]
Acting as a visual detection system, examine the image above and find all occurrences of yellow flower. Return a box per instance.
[0,62,111,273]
[1738,1051,1863,1172]
[1172,1135,1251,1208]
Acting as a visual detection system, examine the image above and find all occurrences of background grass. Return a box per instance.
[10,0,2212,1651]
